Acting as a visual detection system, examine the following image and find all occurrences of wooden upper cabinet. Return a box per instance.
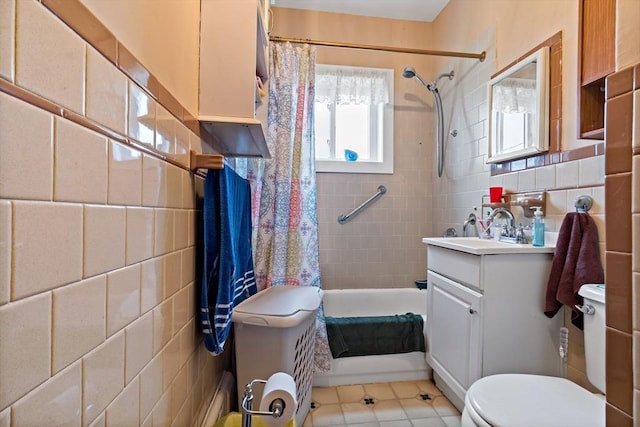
[580,0,616,84]
[578,0,616,139]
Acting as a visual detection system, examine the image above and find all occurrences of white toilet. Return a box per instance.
[461,284,606,427]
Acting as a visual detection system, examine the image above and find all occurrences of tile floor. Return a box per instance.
[302,380,462,427]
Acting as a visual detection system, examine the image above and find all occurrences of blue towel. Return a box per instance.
[200,168,257,355]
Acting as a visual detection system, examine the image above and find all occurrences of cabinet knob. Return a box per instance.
[469,308,476,315]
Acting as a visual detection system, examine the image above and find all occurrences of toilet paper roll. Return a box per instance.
[259,372,297,427]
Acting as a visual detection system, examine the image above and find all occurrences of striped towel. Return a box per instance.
[200,168,257,355]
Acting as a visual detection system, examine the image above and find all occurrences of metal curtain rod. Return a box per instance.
[270,36,486,61]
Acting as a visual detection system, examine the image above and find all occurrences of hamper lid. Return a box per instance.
[232,285,323,327]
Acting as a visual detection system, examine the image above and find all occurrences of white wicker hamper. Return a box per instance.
[232,286,323,427]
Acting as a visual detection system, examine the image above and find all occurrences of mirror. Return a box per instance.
[487,46,549,163]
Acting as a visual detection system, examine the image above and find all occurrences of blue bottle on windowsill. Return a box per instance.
[532,207,545,247]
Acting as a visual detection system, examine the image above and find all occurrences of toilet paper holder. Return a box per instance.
[241,379,287,427]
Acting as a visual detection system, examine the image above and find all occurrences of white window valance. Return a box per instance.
[315,64,391,105]
[492,77,536,114]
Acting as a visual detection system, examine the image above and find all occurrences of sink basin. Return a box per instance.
[422,237,555,255]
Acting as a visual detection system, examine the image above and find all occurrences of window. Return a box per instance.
[314,64,394,173]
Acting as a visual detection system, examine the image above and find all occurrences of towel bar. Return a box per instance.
[338,185,387,224]
[190,150,225,171]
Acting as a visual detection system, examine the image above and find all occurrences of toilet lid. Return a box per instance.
[466,374,605,427]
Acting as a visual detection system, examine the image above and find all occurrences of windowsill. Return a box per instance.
[316,160,393,174]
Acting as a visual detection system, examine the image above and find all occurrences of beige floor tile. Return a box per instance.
[312,387,339,405]
[363,383,396,401]
[372,399,407,422]
[390,381,421,399]
[336,384,365,403]
[441,415,463,427]
[351,423,381,427]
[311,403,345,427]
[415,380,443,397]
[341,402,377,424]
[432,396,460,417]
[399,398,439,419]
[380,421,412,427]
[411,418,447,427]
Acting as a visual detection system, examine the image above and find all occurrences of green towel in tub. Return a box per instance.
[325,313,425,358]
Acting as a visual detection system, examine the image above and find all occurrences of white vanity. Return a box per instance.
[422,237,562,411]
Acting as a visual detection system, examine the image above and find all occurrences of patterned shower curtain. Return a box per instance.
[246,42,331,372]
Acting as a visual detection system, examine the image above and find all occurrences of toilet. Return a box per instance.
[461,284,606,427]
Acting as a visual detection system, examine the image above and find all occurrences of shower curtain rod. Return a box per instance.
[269,36,486,61]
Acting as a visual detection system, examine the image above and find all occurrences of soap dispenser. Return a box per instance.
[532,207,545,246]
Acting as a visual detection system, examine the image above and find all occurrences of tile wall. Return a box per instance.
[0,0,224,426]
[604,64,639,426]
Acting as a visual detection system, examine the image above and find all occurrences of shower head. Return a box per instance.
[402,66,416,79]
[402,66,432,91]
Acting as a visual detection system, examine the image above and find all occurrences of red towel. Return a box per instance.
[544,212,604,329]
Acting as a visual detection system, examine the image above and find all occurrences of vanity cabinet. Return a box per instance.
[423,240,562,411]
[199,0,270,157]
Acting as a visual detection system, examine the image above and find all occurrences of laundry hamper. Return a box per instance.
[232,286,323,427]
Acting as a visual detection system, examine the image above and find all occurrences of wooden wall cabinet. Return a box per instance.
[199,0,271,157]
[578,0,616,139]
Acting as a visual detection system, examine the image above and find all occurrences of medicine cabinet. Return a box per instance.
[486,46,550,163]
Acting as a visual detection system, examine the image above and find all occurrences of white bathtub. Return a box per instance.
[314,288,431,387]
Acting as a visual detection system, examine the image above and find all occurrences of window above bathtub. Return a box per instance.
[314,64,394,174]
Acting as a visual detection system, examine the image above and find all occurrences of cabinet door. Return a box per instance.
[427,271,482,400]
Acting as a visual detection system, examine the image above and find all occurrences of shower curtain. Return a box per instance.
[246,42,330,372]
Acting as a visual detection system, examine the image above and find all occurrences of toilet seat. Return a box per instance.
[465,374,605,427]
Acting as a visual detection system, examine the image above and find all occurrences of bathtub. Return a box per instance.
[314,288,431,387]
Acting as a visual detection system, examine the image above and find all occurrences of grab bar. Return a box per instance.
[338,185,387,224]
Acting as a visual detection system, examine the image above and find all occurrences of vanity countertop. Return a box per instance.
[422,237,556,255]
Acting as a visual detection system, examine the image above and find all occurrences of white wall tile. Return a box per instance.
[11,361,81,426]
[167,164,183,209]
[0,93,53,200]
[84,205,126,278]
[0,0,14,81]
[86,47,127,135]
[173,287,189,336]
[182,171,195,210]
[83,332,125,426]
[174,210,189,250]
[556,160,580,188]
[153,299,173,355]
[139,354,163,421]
[0,407,9,427]
[535,165,556,190]
[0,201,10,305]
[175,124,190,167]
[15,0,84,113]
[126,207,154,265]
[162,337,180,390]
[106,377,139,427]
[164,251,181,298]
[151,388,171,426]
[579,155,605,187]
[181,247,195,288]
[128,83,155,147]
[517,168,536,192]
[154,209,175,256]
[54,119,108,204]
[0,292,51,410]
[141,257,164,315]
[106,265,140,337]
[52,275,106,374]
[13,201,82,299]
[155,104,176,156]
[108,141,142,206]
[88,413,105,427]
[501,172,519,194]
[124,311,153,385]
[142,154,167,207]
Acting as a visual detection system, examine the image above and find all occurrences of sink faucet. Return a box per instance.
[487,207,515,236]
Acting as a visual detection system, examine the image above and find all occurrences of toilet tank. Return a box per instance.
[578,284,606,393]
